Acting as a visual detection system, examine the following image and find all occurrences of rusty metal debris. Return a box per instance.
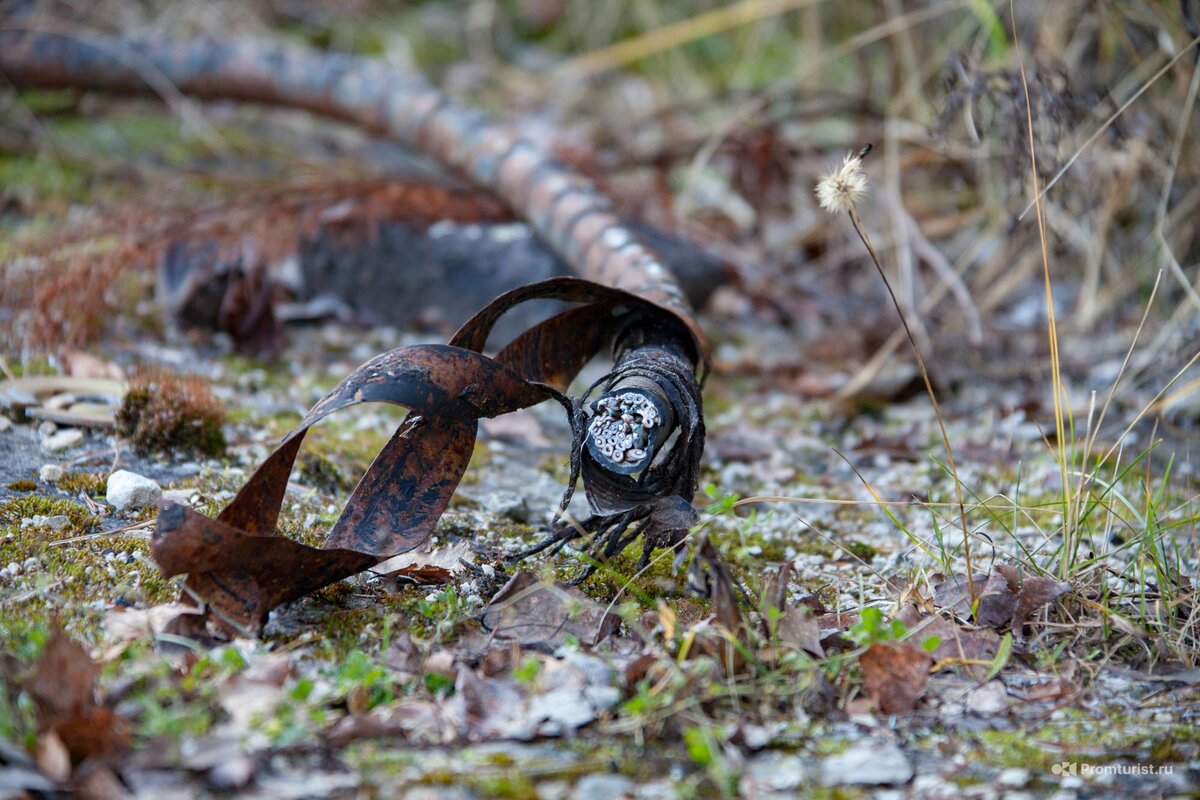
[0,31,710,636]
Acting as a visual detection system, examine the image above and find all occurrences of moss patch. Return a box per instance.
[0,496,174,643]
[57,471,108,497]
[116,368,226,457]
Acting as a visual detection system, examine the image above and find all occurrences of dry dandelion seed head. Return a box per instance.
[815,150,869,213]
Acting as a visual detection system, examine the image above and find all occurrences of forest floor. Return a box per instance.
[1,313,1198,799]
[3,1,1200,798]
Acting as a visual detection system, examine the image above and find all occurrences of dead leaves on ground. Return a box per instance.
[481,571,619,650]
[859,642,932,715]
[0,551,1086,797]
[6,625,131,795]
[853,566,1072,715]
[934,566,1071,638]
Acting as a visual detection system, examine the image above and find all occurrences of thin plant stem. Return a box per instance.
[1011,2,1072,578]
[846,205,976,602]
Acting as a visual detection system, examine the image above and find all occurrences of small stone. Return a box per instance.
[821,741,913,786]
[742,751,808,792]
[998,768,1030,788]
[6,561,21,576]
[207,756,254,790]
[0,417,12,432]
[571,773,635,800]
[22,557,38,571]
[37,420,57,436]
[42,429,84,452]
[105,470,162,512]
[39,464,65,483]
[161,489,197,507]
[40,515,69,531]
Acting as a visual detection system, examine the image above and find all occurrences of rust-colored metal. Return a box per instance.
[0,31,710,633]
[148,279,679,632]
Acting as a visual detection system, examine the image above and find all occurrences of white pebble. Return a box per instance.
[39,464,65,483]
[105,470,162,512]
[42,429,84,452]
[160,488,197,507]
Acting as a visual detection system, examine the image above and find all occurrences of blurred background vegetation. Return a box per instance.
[2,0,1199,431]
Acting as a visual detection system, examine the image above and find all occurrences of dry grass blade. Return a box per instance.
[1017,33,1200,221]
[558,0,823,79]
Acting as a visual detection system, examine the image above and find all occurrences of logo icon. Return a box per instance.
[1052,762,1078,776]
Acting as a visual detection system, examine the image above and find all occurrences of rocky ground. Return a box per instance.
[2,315,1198,799]
[3,3,1200,797]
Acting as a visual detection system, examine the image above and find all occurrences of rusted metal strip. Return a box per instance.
[1,30,710,631]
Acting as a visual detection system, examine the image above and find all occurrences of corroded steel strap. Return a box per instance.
[0,30,707,366]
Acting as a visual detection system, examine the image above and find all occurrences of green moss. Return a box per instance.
[0,496,175,643]
[563,544,685,606]
[116,370,226,457]
[0,154,89,206]
[311,580,356,606]
[839,540,877,562]
[56,471,108,497]
[6,480,37,492]
[270,592,430,660]
[471,774,538,799]
[298,450,356,494]
[0,495,97,534]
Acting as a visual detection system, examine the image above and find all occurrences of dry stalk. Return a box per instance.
[817,145,976,602]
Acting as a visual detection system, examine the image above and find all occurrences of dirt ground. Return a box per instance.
[2,1,1200,798]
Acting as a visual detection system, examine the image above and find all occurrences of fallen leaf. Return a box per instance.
[760,562,825,659]
[102,603,199,647]
[26,626,131,766]
[897,603,1000,679]
[424,650,457,679]
[973,570,1020,629]
[374,540,476,585]
[482,570,618,649]
[28,627,98,722]
[1012,575,1071,637]
[383,631,423,674]
[932,572,989,621]
[860,641,932,714]
[932,568,1066,635]
[325,700,455,747]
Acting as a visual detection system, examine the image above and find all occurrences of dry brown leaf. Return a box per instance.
[482,571,618,649]
[860,641,932,714]
[374,540,476,585]
[383,631,423,674]
[897,603,1000,678]
[102,603,199,647]
[1012,575,1071,637]
[26,627,131,767]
